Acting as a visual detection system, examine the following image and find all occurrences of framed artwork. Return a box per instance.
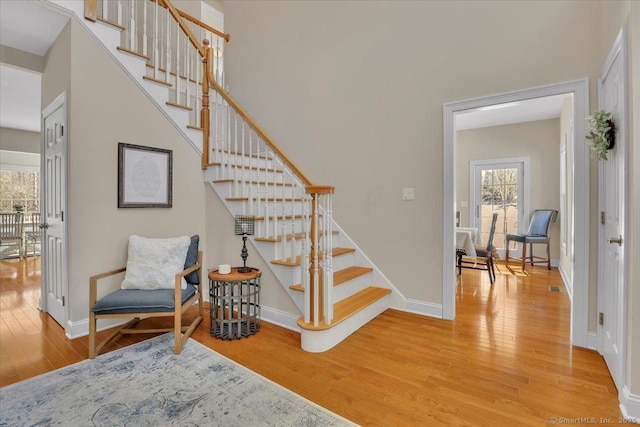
[118,142,172,208]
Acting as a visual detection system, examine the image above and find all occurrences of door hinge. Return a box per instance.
[599,312,604,326]
[62,296,65,307]
[61,211,64,222]
[601,211,605,225]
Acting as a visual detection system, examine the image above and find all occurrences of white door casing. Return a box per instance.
[442,79,590,349]
[41,92,68,330]
[597,26,628,395]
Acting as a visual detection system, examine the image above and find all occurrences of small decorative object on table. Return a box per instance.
[234,215,255,273]
[208,267,262,340]
[585,110,616,160]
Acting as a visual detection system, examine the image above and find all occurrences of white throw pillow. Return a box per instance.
[121,235,191,290]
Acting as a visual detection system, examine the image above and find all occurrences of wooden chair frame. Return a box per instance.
[88,251,204,358]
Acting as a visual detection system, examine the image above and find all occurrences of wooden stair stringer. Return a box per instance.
[297,287,391,353]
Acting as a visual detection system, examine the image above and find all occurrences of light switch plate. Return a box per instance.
[402,188,414,200]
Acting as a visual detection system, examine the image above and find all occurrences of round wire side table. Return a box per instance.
[208,267,262,340]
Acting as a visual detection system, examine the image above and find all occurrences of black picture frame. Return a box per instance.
[118,142,172,208]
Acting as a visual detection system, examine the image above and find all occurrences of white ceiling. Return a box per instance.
[455,93,572,131]
[0,0,68,133]
[0,1,570,134]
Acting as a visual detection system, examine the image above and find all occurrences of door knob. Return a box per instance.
[607,235,623,246]
[39,223,49,229]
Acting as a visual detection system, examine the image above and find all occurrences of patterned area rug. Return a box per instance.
[0,334,357,426]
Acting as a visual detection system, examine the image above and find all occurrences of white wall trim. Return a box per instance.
[557,263,573,302]
[443,79,590,347]
[587,331,598,351]
[620,386,640,423]
[404,299,443,318]
[65,304,301,339]
[261,305,301,332]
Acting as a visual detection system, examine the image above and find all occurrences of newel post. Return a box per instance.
[305,185,335,325]
[201,39,211,170]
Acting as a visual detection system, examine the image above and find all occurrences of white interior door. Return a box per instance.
[597,28,627,393]
[41,92,67,329]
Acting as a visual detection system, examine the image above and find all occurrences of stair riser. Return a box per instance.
[211,182,298,200]
[300,294,391,353]
[212,167,284,183]
[211,152,278,170]
[332,252,355,272]
[333,273,372,304]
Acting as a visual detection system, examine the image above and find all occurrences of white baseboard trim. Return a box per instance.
[557,264,573,301]
[261,305,301,332]
[620,386,640,423]
[67,317,128,339]
[67,304,301,339]
[587,331,598,351]
[404,299,443,318]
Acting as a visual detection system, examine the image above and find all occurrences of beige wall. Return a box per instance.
[224,0,601,305]
[456,119,561,261]
[40,19,207,324]
[224,0,639,400]
[0,127,40,153]
[0,44,45,73]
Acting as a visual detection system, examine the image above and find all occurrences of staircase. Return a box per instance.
[52,0,405,352]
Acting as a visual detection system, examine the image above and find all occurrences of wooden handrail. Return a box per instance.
[154,0,230,43]
[205,55,315,187]
[159,0,206,57]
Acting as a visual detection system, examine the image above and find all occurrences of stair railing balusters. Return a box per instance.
[290,179,297,264]
[117,0,122,27]
[233,111,239,198]
[280,165,288,261]
[175,19,181,105]
[200,39,210,169]
[164,2,170,85]
[240,120,246,203]
[142,0,148,57]
[247,128,254,215]
[128,1,135,50]
[153,0,159,80]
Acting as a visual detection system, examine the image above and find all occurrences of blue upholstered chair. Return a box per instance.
[505,210,558,272]
[457,213,498,284]
[88,235,203,358]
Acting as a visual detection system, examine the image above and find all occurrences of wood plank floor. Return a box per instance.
[0,257,623,426]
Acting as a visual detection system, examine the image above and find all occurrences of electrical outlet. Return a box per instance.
[402,188,414,200]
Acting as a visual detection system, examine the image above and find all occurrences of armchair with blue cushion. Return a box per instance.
[505,209,558,272]
[89,235,203,358]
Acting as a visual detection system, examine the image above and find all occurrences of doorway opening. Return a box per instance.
[443,79,590,348]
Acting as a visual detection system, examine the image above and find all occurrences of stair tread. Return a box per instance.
[116,46,150,61]
[289,264,372,290]
[272,248,355,267]
[334,266,373,285]
[256,230,339,243]
[166,101,193,111]
[95,16,125,31]
[226,197,304,202]
[297,287,391,331]
[211,178,295,187]
[143,75,172,87]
